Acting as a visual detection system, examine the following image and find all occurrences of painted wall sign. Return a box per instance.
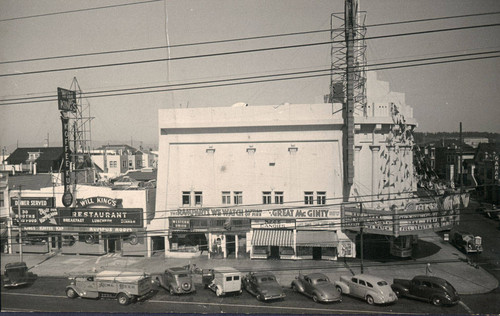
[170,208,340,219]
[11,197,55,208]
[76,197,123,208]
[12,208,143,228]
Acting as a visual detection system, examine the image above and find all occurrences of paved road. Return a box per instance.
[0,276,485,314]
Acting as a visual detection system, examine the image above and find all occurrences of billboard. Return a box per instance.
[57,87,77,112]
[341,196,463,236]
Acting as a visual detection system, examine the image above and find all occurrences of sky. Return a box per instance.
[0,0,499,152]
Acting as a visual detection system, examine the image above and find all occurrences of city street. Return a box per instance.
[0,276,480,314]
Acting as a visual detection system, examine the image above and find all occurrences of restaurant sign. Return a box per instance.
[13,208,143,228]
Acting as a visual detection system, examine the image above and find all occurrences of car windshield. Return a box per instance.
[377,281,388,286]
[443,282,457,294]
[177,274,188,278]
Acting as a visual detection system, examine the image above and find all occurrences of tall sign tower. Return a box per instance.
[58,77,94,207]
[328,0,367,200]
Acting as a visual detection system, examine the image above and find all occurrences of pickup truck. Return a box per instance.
[391,275,459,306]
[66,270,155,305]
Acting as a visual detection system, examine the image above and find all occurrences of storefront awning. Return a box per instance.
[296,231,338,247]
[252,229,293,247]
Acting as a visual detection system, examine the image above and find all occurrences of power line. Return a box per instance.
[0,23,498,79]
[0,0,162,23]
[2,11,499,65]
[1,50,498,106]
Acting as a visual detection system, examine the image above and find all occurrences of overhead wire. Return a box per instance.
[1,11,499,65]
[1,22,498,79]
[1,50,499,106]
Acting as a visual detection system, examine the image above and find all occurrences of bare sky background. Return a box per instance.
[1,0,499,151]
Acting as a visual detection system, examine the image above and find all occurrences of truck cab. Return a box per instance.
[450,228,482,253]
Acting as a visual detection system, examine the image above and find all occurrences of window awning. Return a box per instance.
[296,231,338,247]
[252,229,293,247]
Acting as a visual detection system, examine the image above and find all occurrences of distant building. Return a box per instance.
[91,145,157,179]
[474,143,500,204]
[464,137,489,148]
[4,147,64,174]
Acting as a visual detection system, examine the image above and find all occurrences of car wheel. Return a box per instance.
[366,295,374,305]
[117,293,130,306]
[216,286,223,297]
[257,294,263,301]
[432,296,442,306]
[66,288,78,299]
[312,294,319,303]
[336,285,343,294]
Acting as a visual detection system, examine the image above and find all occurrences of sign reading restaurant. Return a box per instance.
[14,208,143,228]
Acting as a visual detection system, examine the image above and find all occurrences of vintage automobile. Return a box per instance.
[242,272,286,301]
[65,270,155,305]
[391,275,460,306]
[202,266,242,297]
[449,228,482,254]
[334,274,397,305]
[153,267,196,295]
[2,262,37,288]
[291,273,342,303]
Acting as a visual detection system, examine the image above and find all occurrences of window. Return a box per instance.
[351,277,358,283]
[263,192,272,204]
[129,161,133,167]
[222,191,231,204]
[234,191,242,205]
[359,280,366,286]
[0,191,4,207]
[122,160,126,168]
[304,192,314,205]
[317,191,326,205]
[274,191,283,204]
[226,276,232,281]
[194,191,203,206]
[109,161,117,168]
[234,276,239,281]
[367,282,373,288]
[182,192,191,206]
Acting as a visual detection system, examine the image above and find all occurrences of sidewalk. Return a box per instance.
[2,236,497,295]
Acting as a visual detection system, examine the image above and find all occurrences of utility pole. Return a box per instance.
[17,186,23,262]
[360,202,364,274]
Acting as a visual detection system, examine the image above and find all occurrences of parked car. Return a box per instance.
[2,262,37,288]
[449,228,482,254]
[65,270,155,305]
[334,274,397,305]
[203,267,242,297]
[242,272,286,301]
[291,273,342,303]
[391,275,459,306]
[153,267,196,295]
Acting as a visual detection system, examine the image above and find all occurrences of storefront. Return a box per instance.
[164,207,354,261]
[10,191,150,256]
